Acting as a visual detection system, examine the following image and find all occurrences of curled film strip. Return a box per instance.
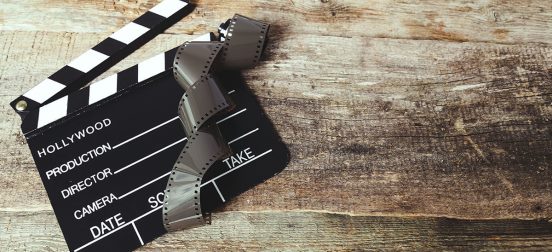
[163,126,230,231]
[177,75,233,135]
[218,14,270,70]
[173,42,224,89]
[163,14,270,232]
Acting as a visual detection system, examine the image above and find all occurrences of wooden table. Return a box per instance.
[1,0,551,250]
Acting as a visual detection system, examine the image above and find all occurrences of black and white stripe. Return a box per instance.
[22,34,213,135]
[23,50,174,132]
[12,0,192,117]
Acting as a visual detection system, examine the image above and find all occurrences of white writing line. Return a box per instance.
[75,149,269,251]
[228,128,259,145]
[113,117,179,149]
[212,181,226,202]
[112,89,236,149]
[119,172,171,199]
[171,214,202,225]
[201,149,273,187]
[114,138,187,174]
[132,222,144,246]
[74,90,245,251]
[216,108,246,124]
[74,206,162,252]
[118,127,260,206]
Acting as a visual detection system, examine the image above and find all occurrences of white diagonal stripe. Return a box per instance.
[228,128,259,144]
[138,52,165,82]
[192,33,213,42]
[113,116,179,149]
[74,206,162,252]
[131,222,144,245]
[212,181,226,202]
[110,22,150,45]
[114,137,186,174]
[89,74,118,104]
[118,172,171,199]
[37,96,68,128]
[201,149,273,187]
[150,0,188,18]
[23,79,65,104]
[68,49,109,73]
[216,108,246,124]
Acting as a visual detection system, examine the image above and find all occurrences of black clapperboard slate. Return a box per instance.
[11,1,289,251]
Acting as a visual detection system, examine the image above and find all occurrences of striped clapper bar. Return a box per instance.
[11,1,289,252]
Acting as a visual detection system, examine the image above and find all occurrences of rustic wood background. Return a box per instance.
[1,0,552,250]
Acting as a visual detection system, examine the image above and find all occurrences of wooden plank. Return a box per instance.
[1,0,551,44]
[1,29,551,219]
[1,210,551,251]
[1,0,552,250]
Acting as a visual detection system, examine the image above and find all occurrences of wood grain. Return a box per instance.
[2,31,551,219]
[1,0,551,250]
[2,0,552,45]
[2,210,552,251]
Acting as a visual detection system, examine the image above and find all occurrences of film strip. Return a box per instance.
[218,14,270,70]
[164,15,270,231]
[11,0,193,119]
[173,42,224,89]
[163,126,230,231]
[177,75,233,135]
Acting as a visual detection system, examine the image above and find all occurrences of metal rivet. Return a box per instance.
[15,100,27,111]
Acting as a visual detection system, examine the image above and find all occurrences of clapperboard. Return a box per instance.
[10,1,289,251]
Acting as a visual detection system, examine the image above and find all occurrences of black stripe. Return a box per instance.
[117,65,139,90]
[165,49,178,71]
[21,107,40,135]
[93,38,127,56]
[49,66,84,85]
[12,4,195,119]
[23,45,184,133]
[134,11,166,29]
[10,97,40,123]
[67,86,90,113]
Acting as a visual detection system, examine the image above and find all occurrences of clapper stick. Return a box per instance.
[21,34,214,137]
[11,0,193,119]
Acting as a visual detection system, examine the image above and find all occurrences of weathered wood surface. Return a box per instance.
[1,0,552,251]
[2,211,552,251]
